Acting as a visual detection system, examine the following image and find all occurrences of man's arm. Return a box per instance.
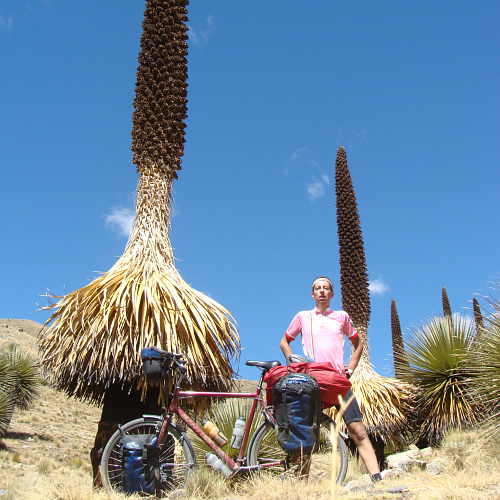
[346,335,363,373]
[280,334,293,357]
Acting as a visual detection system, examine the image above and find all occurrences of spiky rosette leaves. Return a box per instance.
[397,316,481,445]
[131,0,189,178]
[39,172,240,406]
[391,298,409,379]
[0,357,15,437]
[0,345,40,436]
[442,285,452,319]
[1,344,40,410]
[335,146,370,337]
[467,286,500,444]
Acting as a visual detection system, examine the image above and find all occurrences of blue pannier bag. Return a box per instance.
[272,372,322,455]
[121,433,159,494]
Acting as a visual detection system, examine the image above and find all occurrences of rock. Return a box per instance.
[381,468,406,479]
[419,447,434,459]
[386,452,426,471]
[426,460,445,476]
[343,474,374,493]
[405,449,421,459]
[18,328,24,332]
[386,485,410,493]
[408,444,419,451]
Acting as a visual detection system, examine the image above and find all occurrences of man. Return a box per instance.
[280,276,382,482]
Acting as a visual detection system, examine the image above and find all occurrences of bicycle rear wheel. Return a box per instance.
[100,416,196,494]
[247,413,348,484]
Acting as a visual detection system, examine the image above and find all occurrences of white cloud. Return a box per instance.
[202,16,215,41]
[286,149,330,202]
[0,13,13,32]
[369,279,390,296]
[188,15,215,45]
[307,175,330,202]
[307,181,325,201]
[104,206,135,237]
[187,25,199,44]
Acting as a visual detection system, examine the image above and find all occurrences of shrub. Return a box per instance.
[0,344,40,437]
[397,316,481,445]
[467,286,500,444]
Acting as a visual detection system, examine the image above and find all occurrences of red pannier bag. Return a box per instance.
[263,362,352,409]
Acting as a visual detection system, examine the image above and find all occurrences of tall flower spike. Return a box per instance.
[391,298,409,379]
[335,146,370,355]
[473,296,484,332]
[39,1,240,482]
[442,285,452,319]
[38,0,240,408]
[132,0,189,177]
[332,146,412,449]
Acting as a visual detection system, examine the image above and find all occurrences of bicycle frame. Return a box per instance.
[157,365,276,475]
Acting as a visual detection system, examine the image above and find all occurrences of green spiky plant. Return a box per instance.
[38,0,240,482]
[466,285,500,444]
[334,146,411,448]
[0,358,15,437]
[0,344,40,437]
[397,315,481,445]
[391,298,409,379]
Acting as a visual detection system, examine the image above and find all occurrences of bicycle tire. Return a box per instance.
[100,416,196,494]
[247,413,348,484]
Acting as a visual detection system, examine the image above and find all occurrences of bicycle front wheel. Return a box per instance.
[247,413,348,484]
[100,416,196,494]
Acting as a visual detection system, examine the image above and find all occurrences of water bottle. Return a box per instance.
[202,419,228,447]
[205,452,232,478]
[230,416,245,449]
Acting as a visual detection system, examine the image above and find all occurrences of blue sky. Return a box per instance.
[1,1,499,381]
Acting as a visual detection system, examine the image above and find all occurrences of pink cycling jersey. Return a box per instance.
[285,307,358,374]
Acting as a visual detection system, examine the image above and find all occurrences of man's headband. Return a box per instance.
[312,277,333,290]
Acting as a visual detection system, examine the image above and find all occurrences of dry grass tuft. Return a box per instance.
[14,470,139,500]
[39,171,240,408]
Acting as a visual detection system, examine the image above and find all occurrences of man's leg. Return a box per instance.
[346,420,380,476]
[339,390,381,479]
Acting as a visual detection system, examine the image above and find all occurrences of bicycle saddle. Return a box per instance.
[245,360,281,370]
